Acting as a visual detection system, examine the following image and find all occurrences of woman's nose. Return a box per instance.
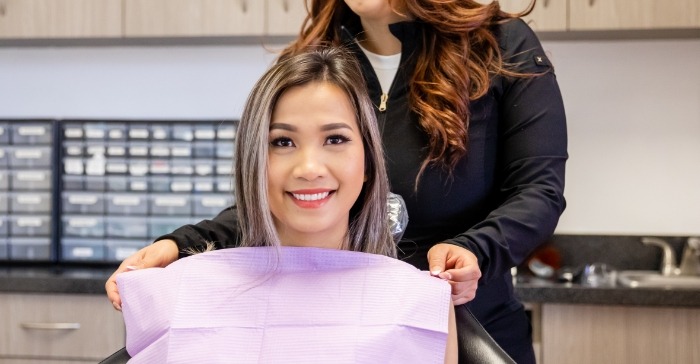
[293,147,327,181]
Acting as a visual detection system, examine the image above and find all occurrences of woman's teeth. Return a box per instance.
[292,192,330,201]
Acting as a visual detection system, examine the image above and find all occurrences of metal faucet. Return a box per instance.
[641,237,680,276]
[679,237,700,276]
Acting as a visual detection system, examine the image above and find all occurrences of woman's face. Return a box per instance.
[344,0,408,23]
[267,81,366,249]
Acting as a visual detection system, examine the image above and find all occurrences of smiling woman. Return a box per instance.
[233,46,396,258]
[114,46,458,364]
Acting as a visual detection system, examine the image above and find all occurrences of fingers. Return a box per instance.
[105,239,179,311]
[428,243,482,305]
[427,244,450,276]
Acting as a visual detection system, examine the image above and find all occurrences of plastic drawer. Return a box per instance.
[63,175,84,190]
[172,124,194,141]
[0,123,9,144]
[193,124,215,141]
[170,178,193,193]
[128,159,149,177]
[0,149,8,168]
[149,142,170,158]
[217,178,233,193]
[106,143,127,157]
[151,124,171,141]
[0,192,7,213]
[148,216,193,239]
[63,123,84,140]
[84,176,106,191]
[106,217,149,239]
[9,237,51,260]
[62,215,105,238]
[0,170,8,190]
[106,239,147,262]
[193,141,215,158]
[216,161,232,176]
[150,176,170,192]
[193,177,215,193]
[129,142,149,158]
[171,159,194,175]
[106,123,127,141]
[216,141,234,159]
[216,124,236,141]
[10,192,51,213]
[170,142,192,158]
[149,194,192,216]
[128,124,150,140]
[62,192,105,214]
[61,238,106,261]
[84,123,107,140]
[194,160,215,177]
[9,215,51,237]
[106,193,148,215]
[106,176,128,192]
[128,177,149,192]
[193,194,232,216]
[10,170,52,191]
[0,239,7,259]
[149,159,171,175]
[8,147,51,168]
[0,216,7,236]
[11,123,52,144]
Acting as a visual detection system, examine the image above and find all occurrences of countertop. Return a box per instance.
[1,265,700,308]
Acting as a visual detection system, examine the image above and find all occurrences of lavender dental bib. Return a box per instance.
[118,247,451,364]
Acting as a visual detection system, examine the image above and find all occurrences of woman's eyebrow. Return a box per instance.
[270,123,295,131]
[320,123,353,132]
[269,122,354,132]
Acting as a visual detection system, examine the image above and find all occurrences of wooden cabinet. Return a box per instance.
[0,293,125,363]
[498,0,568,31]
[124,0,264,37]
[266,0,307,37]
[569,0,700,30]
[0,0,122,39]
[539,304,700,364]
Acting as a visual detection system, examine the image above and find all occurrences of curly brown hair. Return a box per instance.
[280,0,534,183]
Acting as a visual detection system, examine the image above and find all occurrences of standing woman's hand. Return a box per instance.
[105,239,180,311]
[428,243,482,305]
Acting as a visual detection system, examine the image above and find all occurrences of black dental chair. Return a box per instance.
[100,305,514,364]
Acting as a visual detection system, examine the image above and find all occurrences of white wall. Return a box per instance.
[1,39,699,235]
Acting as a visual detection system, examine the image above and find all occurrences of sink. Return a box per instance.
[617,270,700,289]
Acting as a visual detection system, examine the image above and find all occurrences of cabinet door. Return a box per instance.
[499,0,567,31]
[0,0,122,39]
[124,0,265,37]
[570,0,700,30]
[541,304,700,364]
[0,293,125,361]
[266,0,307,36]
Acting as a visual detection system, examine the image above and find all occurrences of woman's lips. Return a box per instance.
[288,189,334,208]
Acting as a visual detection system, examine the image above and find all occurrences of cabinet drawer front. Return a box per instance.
[0,293,124,360]
[124,0,265,37]
[0,0,123,39]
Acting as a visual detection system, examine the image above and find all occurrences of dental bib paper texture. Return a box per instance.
[118,247,451,364]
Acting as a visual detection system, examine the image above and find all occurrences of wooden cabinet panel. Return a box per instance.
[124,0,265,37]
[0,0,122,39]
[499,0,568,31]
[570,0,700,30]
[266,0,306,36]
[0,293,125,361]
[541,304,700,364]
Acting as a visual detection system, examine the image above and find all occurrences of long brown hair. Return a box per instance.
[280,0,534,182]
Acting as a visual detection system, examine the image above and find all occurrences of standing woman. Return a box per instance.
[107,1,567,362]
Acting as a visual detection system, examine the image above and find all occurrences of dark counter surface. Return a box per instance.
[1,265,699,308]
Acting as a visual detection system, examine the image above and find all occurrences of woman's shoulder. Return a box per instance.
[492,18,553,72]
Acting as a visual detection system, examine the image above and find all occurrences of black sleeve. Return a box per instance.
[154,205,241,259]
[445,19,568,282]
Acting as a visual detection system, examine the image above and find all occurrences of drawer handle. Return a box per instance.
[20,322,81,330]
